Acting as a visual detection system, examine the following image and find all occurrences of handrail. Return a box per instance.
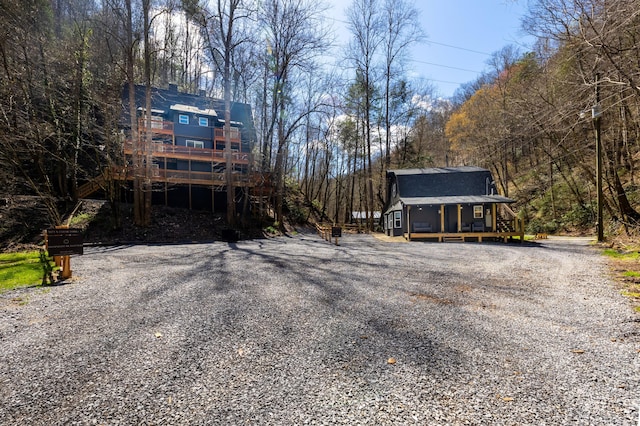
[499,204,517,220]
[214,128,241,141]
[138,118,174,132]
[124,141,249,163]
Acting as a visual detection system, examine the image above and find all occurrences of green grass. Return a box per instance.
[622,270,640,277]
[68,213,92,226]
[0,251,55,292]
[602,248,640,260]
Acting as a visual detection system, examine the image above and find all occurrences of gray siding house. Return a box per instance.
[383,167,524,242]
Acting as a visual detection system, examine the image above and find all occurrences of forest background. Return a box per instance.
[2,0,640,241]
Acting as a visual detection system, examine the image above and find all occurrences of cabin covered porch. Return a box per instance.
[385,196,524,243]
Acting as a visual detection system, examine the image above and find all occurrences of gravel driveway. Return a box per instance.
[0,234,638,425]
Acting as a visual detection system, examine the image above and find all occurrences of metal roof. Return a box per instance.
[384,195,514,214]
[170,104,218,117]
[389,166,488,176]
[400,195,514,205]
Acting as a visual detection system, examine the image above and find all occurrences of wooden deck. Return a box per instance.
[117,168,265,187]
[123,142,249,164]
[404,231,524,242]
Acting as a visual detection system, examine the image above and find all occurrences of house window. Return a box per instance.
[186,140,204,149]
[474,205,483,219]
[179,114,189,124]
[199,117,208,127]
[387,214,393,230]
[394,211,402,228]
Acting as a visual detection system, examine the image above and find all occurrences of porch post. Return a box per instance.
[440,204,445,232]
[457,204,462,232]
[407,205,411,241]
[492,204,497,231]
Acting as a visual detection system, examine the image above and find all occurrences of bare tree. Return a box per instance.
[194,0,257,225]
[381,0,424,168]
[345,0,383,230]
[259,0,329,229]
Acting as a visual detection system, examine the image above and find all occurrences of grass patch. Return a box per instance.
[68,212,93,227]
[0,251,55,292]
[603,246,640,313]
[603,248,640,260]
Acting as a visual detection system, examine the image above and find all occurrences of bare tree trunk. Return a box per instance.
[124,0,144,226]
[223,2,236,225]
[142,0,153,226]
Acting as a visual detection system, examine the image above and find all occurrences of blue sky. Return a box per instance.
[324,0,533,98]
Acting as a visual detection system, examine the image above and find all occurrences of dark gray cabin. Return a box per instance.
[383,167,524,242]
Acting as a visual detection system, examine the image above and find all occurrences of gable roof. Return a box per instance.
[386,166,514,209]
[122,84,256,143]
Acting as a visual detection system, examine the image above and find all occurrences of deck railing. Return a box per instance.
[499,203,525,234]
[118,167,260,185]
[214,127,240,141]
[124,141,249,164]
[138,118,174,133]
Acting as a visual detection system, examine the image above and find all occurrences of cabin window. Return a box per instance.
[186,139,204,149]
[474,205,483,219]
[179,114,189,124]
[199,117,208,127]
[394,211,402,228]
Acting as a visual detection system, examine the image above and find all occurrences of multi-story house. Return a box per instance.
[79,84,265,212]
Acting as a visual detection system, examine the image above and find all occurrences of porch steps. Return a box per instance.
[496,214,515,233]
[443,235,464,242]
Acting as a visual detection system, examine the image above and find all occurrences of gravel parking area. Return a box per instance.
[0,234,638,425]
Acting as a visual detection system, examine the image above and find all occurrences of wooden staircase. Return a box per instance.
[76,170,109,199]
[496,212,515,233]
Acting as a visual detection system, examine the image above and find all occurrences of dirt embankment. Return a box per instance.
[0,196,264,252]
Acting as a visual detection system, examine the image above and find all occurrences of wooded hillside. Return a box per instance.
[1,0,639,240]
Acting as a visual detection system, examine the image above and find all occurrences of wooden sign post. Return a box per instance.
[45,227,84,280]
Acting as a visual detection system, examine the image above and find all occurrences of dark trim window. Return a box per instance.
[199,117,208,127]
[179,114,189,124]
[186,139,204,149]
[474,205,483,219]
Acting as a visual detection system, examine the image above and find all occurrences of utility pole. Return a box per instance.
[594,73,604,242]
